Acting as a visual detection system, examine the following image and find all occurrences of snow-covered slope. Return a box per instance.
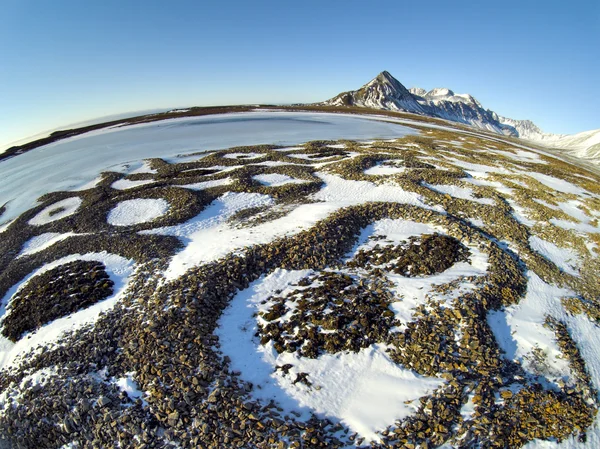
[500,116,600,163]
[321,71,600,163]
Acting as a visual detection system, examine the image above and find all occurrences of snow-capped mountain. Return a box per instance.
[321,71,516,136]
[324,71,427,114]
[320,71,600,164]
[497,116,600,162]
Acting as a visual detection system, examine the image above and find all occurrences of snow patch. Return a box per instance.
[111,179,155,190]
[423,183,495,205]
[529,236,581,276]
[28,197,82,226]
[217,269,445,442]
[178,177,233,190]
[253,173,307,187]
[17,232,79,258]
[107,199,169,226]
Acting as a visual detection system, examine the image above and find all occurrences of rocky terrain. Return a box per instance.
[0,111,599,448]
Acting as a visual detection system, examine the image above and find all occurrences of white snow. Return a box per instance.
[114,373,144,400]
[527,173,590,196]
[495,149,546,164]
[71,175,103,191]
[549,218,600,234]
[507,199,537,227]
[364,162,406,175]
[111,178,155,190]
[143,192,275,278]
[253,173,307,186]
[423,182,495,205]
[312,173,432,209]
[0,111,416,224]
[346,219,488,328]
[0,252,134,370]
[28,197,82,226]
[557,200,590,222]
[217,269,445,442]
[17,232,79,258]
[487,272,575,379]
[529,236,581,276]
[129,161,158,174]
[147,173,436,280]
[107,199,169,226]
[223,152,263,159]
[178,177,233,190]
[462,176,513,195]
[0,220,13,234]
[445,158,513,175]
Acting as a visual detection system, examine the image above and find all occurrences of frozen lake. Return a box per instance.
[0,111,416,223]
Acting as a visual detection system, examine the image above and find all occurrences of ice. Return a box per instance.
[107,199,169,226]
[0,112,416,223]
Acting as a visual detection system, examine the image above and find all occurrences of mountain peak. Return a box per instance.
[426,87,455,98]
[319,71,513,135]
[367,71,408,93]
[320,71,424,112]
[376,70,395,83]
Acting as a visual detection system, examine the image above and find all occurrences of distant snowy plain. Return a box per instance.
[0,111,416,224]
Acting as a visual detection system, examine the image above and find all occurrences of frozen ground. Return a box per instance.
[0,111,417,224]
[1,110,599,448]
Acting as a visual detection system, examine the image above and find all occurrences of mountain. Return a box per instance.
[321,71,516,136]
[324,71,427,114]
[498,116,600,163]
[320,71,600,163]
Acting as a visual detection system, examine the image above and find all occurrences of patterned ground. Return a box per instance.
[1,121,600,448]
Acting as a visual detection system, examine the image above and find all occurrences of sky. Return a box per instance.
[0,0,598,148]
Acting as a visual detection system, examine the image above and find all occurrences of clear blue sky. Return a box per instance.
[1,0,598,148]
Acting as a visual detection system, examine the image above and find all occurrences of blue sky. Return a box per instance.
[1,0,598,147]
